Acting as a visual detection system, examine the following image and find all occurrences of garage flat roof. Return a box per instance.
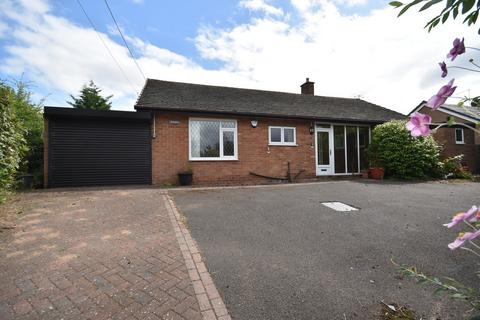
[44,106,152,121]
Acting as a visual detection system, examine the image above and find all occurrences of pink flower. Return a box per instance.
[443,206,479,228]
[447,38,465,61]
[448,230,480,250]
[406,112,432,137]
[426,79,457,110]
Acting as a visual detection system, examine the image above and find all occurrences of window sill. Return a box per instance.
[189,158,238,161]
[455,142,465,145]
[268,143,298,147]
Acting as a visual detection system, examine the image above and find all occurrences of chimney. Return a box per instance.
[300,78,314,95]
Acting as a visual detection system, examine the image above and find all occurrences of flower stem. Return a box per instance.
[469,60,480,69]
[460,246,480,258]
[463,220,478,231]
[468,240,480,252]
[431,122,480,135]
[448,66,480,73]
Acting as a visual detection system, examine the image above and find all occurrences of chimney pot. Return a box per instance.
[301,78,314,95]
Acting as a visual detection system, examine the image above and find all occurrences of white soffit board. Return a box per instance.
[321,202,358,212]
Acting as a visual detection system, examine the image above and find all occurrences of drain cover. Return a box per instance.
[321,202,358,211]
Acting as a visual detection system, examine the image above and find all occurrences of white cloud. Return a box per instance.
[0,0,478,114]
[0,0,251,110]
[0,21,8,38]
[239,0,284,16]
[196,1,479,114]
[335,0,367,6]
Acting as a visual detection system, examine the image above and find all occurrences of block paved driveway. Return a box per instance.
[0,188,212,320]
[172,181,480,320]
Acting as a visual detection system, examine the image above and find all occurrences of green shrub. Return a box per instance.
[440,155,473,180]
[368,120,442,179]
[0,84,28,202]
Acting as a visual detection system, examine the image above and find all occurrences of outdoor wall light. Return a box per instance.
[250,120,258,128]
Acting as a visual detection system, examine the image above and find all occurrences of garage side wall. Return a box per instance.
[43,117,49,188]
[152,112,317,185]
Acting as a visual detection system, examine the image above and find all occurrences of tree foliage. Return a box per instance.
[369,120,442,179]
[68,81,112,110]
[0,80,44,201]
[0,83,28,202]
[389,0,480,32]
[12,82,44,185]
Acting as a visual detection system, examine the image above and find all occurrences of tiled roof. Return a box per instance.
[135,79,405,123]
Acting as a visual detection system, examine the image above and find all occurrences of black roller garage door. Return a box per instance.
[46,107,152,187]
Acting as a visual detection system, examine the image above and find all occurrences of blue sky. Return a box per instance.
[46,0,385,63]
[0,0,478,113]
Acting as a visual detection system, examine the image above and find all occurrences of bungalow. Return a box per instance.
[409,102,480,173]
[43,79,404,187]
[134,78,404,185]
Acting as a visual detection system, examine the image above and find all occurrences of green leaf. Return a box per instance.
[389,1,404,7]
[442,11,450,22]
[453,5,459,18]
[463,0,476,14]
[451,293,467,299]
[420,0,443,11]
[398,0,423,16]
[470,10,479,24]
[398,4,412,15]
[434,287,446,296]
[431,17,441,28]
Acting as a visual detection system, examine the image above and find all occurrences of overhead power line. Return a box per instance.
[103,0,146,81]
[75,0,139,94]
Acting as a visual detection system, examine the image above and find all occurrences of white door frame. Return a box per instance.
[315,124,334,175]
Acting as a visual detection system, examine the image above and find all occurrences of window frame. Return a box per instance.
[455,128,465,144]
[189,118,238,161]
[268,126,297,146]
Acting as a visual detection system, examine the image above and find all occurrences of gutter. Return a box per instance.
[134,105,401,125]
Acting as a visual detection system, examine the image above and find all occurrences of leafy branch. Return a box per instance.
[392,258,480,309]
[389,0,480,33]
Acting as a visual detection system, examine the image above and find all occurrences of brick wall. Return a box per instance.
[433,127,476,171]
[152,112,317,185]
[418,106,477,172]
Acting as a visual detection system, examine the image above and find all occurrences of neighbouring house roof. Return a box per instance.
[134,79,405,124]
[410,101,480,123]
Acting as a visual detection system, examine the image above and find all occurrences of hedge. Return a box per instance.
[0,84,27,202]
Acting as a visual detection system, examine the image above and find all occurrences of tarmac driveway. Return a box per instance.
[171,181,480,320]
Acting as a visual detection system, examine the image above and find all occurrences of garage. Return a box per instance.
[44,107,152,188]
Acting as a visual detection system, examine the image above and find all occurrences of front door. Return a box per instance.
[315,126,333,175]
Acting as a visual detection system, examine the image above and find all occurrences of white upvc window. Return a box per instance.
[189,118,238,160]
[268,126,296,146]
[455,128,464,144]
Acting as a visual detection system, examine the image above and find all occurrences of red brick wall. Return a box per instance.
[433,127,476,171]
[418,106,477,172]
[152,112,317,185]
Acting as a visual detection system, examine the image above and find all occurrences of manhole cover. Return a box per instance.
[321,202,359,211]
